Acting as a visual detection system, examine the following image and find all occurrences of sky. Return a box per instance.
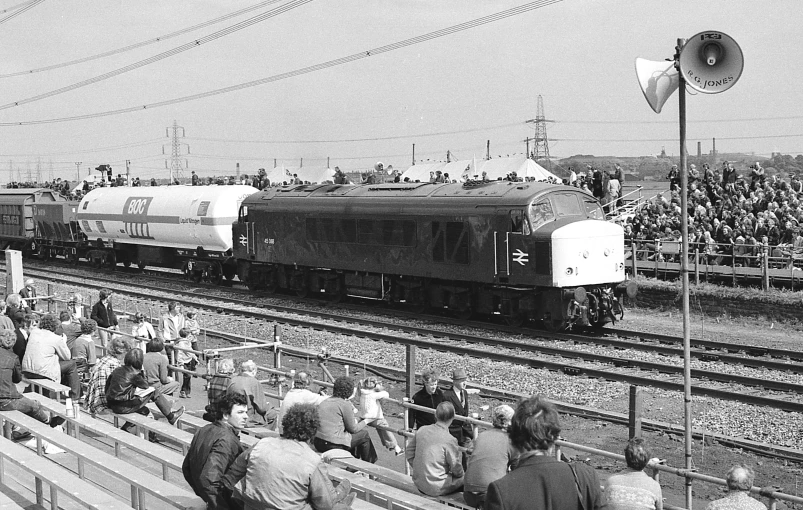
[0,0,801,181]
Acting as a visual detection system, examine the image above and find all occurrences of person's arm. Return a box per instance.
[221,447,252,492]
[484,481,504,510]
[90,304,101,325]
[55,337,71,361]
[132,372,150,390]
[308,463,338,510]
[199,439,239,509]
[342,401,365,433]
[11,358,21,384]
[85,339,97,365]
[445,440,464,478]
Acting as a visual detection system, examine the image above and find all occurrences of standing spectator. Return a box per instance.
[184,309,201,351]
[175,328,198,398]
[222,403,355,510]
[409,368,445,430]
[67,292,84,322]
[159,301,185,343]
[183,393,249,510]
[71,319,98,376]
[704,465,765,510]
[227,360,277,427]
[277,371,328,434]
[143,338,179,396]
[90,289,118,348]
[405,401,465,497]
[463,404,517,508]
[442,368,474,447]
[204,358,235,422]
[105,348,185,432]
[191,171,199,186]
[150,178,158,186]
[87,336,130,415]
[667,165,680,190]
[608,173,622,213]
[22,314,80,400]
[485,395,606,510]
[358,376,403,456]
[0,329,65,439]
[605,437,663,510]
[19,279,37,311]
[314,376,377,463]
[131,312,156,352]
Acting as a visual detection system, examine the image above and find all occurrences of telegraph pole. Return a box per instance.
[75,162,82,182]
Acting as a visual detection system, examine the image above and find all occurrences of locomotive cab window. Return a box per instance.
[530,199,555,230]
[583,198,604,220]
[239,205,249,222]
[510,210,530,235]
[551,193,583,218]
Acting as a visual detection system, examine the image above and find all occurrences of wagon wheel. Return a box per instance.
[105,252,117,271]
[504,313,525,328]
[223,265,236,282]
[210,262,224,286]
[137,261,147,270]
[455,308,473,321]
[123,260,131,268]
[543,317,568,332]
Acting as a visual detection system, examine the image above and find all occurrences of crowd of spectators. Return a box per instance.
[625,161,803,269]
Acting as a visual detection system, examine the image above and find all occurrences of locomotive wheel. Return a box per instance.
[296,286,310,298]
[106,252,117,271]
[210,263,224,285]
[455,308,472,320]
[123,260,131,268]
[223,266,236,281]
[137,261,147,270]
[543,318,568,332]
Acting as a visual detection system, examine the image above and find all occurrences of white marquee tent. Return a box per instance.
[264,166,335,185]
[401,157,560,183]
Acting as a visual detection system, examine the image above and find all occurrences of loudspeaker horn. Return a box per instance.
[634,58,679,113]
[679,31,743,94]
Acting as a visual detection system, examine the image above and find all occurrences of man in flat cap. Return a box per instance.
[443,368,474,447]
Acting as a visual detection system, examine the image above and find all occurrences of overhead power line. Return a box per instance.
[1,0,39,14]
[552,133,803,142]
[0,0,562,126]
[0,0,314,111]
[0,0,44,25]
[0,0,288,78]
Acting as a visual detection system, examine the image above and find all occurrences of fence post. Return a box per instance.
[405,345,416,398]
[762,248,770,292]
[273,325,282,370]
[631,243,638,277]
[694,249,700,285]
[46,283,53,313]
[629,386,643,439]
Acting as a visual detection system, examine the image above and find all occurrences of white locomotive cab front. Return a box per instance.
[550,220,625,288]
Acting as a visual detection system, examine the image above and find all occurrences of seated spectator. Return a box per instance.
[21,314,80,400]
[143,338,179,396]
[71,319,98,376]
[0,300,14,331]
[485,395,606,510]
[605,437,663,510]
[105,348,184,432]
[405,401,464,497]
[314,376,377,463]
[705,465,766,510]
[463,404,517,508]
[86,335,130,415]
[57,311,81,351]
[12,314,33,364]
[204,358,236,422]
[5,294,29,327]
[227,359,277,427]
[131,312,156,352]
[222,403,355,510]
[0,329,65,440]
[183,393,249,510]
[277,371,328,434]
[409,368,445,430]
[67,293,84,322]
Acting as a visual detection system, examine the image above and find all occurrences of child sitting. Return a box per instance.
[175,328,198,398]
[358,377,403,456]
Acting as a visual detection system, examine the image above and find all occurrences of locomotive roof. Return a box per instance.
[243,181,582,214]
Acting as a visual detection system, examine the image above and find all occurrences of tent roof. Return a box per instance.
[264,166,335,185]
[402,157,561,183]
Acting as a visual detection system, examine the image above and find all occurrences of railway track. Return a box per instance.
[14,263,803,414]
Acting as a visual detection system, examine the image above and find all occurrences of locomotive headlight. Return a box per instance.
[582,250,589,259]
[565,267,573,276]
[604,248,611,257]
[617,262,624,271]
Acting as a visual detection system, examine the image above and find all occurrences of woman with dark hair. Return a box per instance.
[105,348,184,433]
[313,376,378,463]
[485,395,606,510]
[605,438,662,510]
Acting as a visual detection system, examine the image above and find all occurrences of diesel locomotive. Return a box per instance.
[233,180,635,330]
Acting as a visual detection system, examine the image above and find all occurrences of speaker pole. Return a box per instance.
[676,36,694,510]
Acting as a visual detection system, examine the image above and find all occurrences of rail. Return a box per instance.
[626,237,803,290]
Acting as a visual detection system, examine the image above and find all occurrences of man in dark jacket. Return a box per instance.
[105,348,184,432]
[183,393,248,510]
[90,289,118,348]
[442,368,473,446]
[408,368,445,430]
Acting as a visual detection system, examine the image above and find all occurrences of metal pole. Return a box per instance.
[677,37,693,510]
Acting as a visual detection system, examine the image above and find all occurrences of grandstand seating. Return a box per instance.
[0,410,206,509]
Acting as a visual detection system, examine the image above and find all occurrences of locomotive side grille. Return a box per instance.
[534,241,550,275]
[432,221,469,265]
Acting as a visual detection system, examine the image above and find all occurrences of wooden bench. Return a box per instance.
[22,378,70,403]
[332,457,474,510]
[0,491,24,510]
[0,411,205,510]
[27,393,185,482]
[0,435,130,510]
[327,465,446,510]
